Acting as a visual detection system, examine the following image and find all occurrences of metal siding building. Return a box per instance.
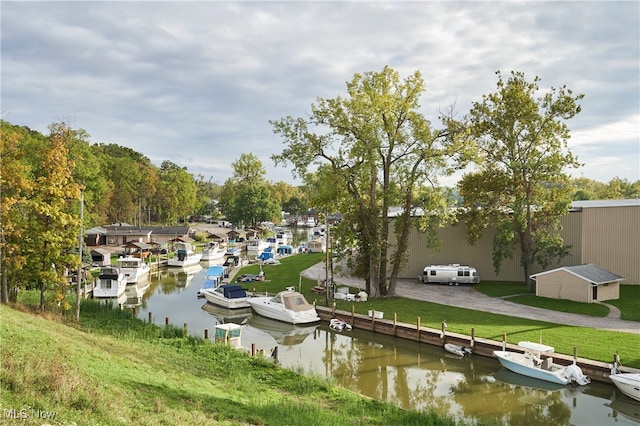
[397,199,639,284]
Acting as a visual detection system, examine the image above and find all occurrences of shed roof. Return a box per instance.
[531,264,625,285]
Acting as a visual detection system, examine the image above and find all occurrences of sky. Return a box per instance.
[2,1,639,187]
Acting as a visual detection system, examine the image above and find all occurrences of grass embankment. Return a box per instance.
[239,253,640,369]
[1,303,467,426]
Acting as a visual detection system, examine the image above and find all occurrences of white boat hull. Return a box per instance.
[167,253,203,267]
[202,291,251,309]
[493,350,589,385]
[610,373,640,401]
[117,257,151,284]
[247,297,320,325]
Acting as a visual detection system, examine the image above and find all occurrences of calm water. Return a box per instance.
[118,259,639,426]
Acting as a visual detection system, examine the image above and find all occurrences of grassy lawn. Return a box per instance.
[236,253,640,368]
[2,303,461,426]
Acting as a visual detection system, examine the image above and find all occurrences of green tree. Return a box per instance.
[219,154,280,228]
[272,67,463,297]
[156,161,198,223]
[25,122,83,311]
[0,122,34,303]
[458,71,583,289]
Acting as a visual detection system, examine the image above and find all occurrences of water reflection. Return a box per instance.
[130,263,639,426]
[200,302,252,324]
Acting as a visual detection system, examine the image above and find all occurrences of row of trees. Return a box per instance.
[0,121,305,310]
[271,68,638,296]
[1,68,637,308]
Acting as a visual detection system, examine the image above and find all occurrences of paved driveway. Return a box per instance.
[302,262,640,335]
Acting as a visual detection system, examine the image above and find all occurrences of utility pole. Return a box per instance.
[75,191,84,321]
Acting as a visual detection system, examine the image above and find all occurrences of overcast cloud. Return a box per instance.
[2,1,638,186]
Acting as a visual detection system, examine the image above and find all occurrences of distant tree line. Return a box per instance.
[0,120,305,308]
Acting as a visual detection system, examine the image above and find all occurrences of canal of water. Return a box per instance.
[118,263,639,426]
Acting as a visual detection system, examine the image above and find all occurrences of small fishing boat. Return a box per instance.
[329,318,352,332]
[444,343,472,357]
[493,341,590,386]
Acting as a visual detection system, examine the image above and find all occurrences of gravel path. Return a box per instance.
[301,262,640,335]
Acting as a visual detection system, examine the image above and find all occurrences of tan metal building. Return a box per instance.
[398,199,639,284]
[530,264,624,303]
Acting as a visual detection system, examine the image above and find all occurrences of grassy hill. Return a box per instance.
[0,303,465,426]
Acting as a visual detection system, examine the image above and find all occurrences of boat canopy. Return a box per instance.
[280,291,314,312]
[207,265,224,277]
[219,284,248,299]
[518,341,555,353]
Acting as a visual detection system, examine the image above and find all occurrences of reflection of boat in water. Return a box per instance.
[606,395,640,423]
[245,314,319,346]
[123,281,151,307]
[168,264,202,287]
[201,303,252,324]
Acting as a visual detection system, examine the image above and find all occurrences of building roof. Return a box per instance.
[531,264,625,284]
[571,199,640,209]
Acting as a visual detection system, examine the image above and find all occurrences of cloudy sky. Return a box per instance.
[2,1,638,187]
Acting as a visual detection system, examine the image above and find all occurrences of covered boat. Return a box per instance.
[202,284,251,309]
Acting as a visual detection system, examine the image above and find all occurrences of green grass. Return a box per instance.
[607,285,640,321]
[504,294,610,317]
[236,254,640,369]
[1,303,465,426]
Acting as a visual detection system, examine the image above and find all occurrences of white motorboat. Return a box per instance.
[610,362,640,401]
[116,256,151,284]
[247,290,321,325]
[246,238,270,254]
[225,246,242,257]
[167,242,202,267]
[94,266,128,298]
[445,343,472,357]
[201,242,225,261]
[493,341,590,386]
[202,284,251,309]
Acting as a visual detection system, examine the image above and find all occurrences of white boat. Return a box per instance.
[201,242,225,261]
[329,318,352,332]
[202,284,251,309]
[445,343,472,357]
[116,256,151,284]
[225,246,242,257]
[610,362,640,401]
[246,238,270,254]
[247,290,321,325]
[94,266,128,298]
[493,341,590,386]
[168,242,203,267]
[214,323,244,349]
